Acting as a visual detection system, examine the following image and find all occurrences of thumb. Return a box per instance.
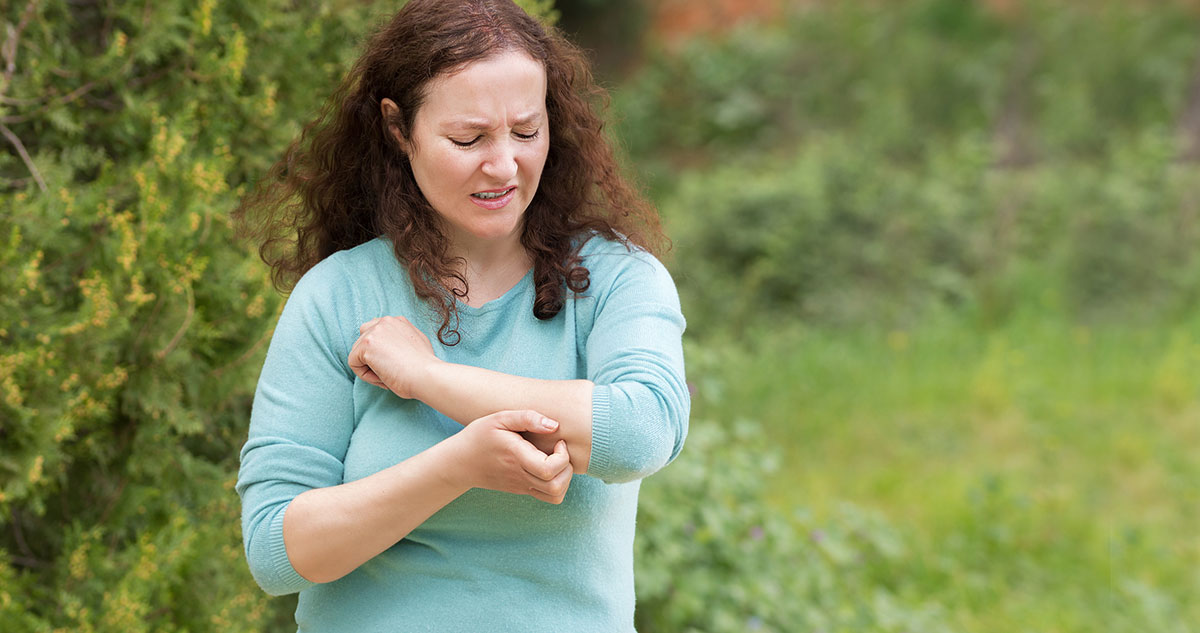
[491,409,559,434]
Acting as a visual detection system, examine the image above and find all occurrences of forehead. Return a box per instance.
[417,50,548,127]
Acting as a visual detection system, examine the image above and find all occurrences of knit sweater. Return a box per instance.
[236,235,689,633]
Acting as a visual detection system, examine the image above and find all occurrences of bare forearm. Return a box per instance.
[417,361,594,473]
[282,438,467,584]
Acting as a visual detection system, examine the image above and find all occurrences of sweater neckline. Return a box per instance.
[455,267,534,316]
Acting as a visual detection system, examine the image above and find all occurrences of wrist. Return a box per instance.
[431,431,475,494]
[407,356,449,402]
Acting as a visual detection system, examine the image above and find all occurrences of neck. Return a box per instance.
[443,229,532,305]
[450,235,526,273]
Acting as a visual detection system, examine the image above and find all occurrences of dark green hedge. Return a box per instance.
[0,1,380,628]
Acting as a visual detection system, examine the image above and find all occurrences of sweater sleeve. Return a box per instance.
[235,256,358,596]
[584,248,690,484]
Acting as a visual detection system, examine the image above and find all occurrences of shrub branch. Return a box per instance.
[156,284,195,360]
[1,121,45,191]
[1,0,46,192]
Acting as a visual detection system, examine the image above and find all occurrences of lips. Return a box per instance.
[471,186,516,200]
[469,186,516,210]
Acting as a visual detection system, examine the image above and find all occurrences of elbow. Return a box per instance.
[246,558,304,597]
[250,569,302,598]
[237,445,342,596]
[592,440,672,484]
[242,502,315,597]
[588,381,690,484]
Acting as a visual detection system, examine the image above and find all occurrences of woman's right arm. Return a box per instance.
[236,259,570,594]
[281,409,571,584]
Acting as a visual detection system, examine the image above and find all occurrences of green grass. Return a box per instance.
[684,313,1200,633]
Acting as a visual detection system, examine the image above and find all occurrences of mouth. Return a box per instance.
[469,186,517,210]
[470,186,516,200]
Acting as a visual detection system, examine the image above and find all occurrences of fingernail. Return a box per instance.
[541,417,558,431]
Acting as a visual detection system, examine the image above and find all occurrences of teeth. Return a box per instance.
[473,188,511,199]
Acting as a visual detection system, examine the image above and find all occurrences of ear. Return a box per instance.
[380,98,410,153]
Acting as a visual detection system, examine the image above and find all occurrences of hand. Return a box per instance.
[447,410,574,505]
[349,316,438,399]
[521,429,562,461]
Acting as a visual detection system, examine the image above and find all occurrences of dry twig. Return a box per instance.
[156,284,196,361]
[2,0,39,95]
[1,0,47,192]
[0,120,45,191]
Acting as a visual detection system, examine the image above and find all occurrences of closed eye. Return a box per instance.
[514,129,540,141]
[450,136,481,147]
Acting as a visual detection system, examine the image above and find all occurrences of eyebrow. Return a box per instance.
[444,112,544,131]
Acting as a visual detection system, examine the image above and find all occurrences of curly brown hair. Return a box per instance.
[234,0,665,345]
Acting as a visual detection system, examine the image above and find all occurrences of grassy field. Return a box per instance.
[684,313,1199,632]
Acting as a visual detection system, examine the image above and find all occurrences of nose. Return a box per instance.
[480,139,518,183]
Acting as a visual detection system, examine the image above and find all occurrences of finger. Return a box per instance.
[360,368,385,388]
[359,317,384,334]
[542,440,572,477]
[348,341,373,375]
[529,461,573,503]
[522,451,569,482]
[527,490,558,504]
[513,438,559,480]
[349,359,385,388]
[348,340,369,375]
[347,339,387,388]
[487,409,558,434]
[521,440,571,481]
[529,456,572,492]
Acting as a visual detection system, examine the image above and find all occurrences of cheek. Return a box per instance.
[522,141,550,175]
[415,150,477,191]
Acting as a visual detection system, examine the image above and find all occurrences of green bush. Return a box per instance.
[658,136,985,334]
[635,416,950,633]
[660,131,1200,335]
[0,1,383,629]
[614,0,1197,178]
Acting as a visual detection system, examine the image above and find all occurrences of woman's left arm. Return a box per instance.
[347,313,594,470]
[349,250,690,483]
[426,361,595,471]
[573,252,690,483]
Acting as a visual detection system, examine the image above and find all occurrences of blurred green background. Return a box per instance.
[1,0,1196,631]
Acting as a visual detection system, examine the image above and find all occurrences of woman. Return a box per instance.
[235,0,689,630]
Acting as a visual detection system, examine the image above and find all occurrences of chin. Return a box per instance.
[473,208,528,233]
[463,217,524,242]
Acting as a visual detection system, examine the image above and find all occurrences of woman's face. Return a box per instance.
[395,50,550,251]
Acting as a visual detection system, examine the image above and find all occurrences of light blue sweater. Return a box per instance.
[236,235,689,632]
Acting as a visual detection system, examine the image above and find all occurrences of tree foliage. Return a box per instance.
[0,1,567,629]
[613,0,1200,333]
[0,1,384,629]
